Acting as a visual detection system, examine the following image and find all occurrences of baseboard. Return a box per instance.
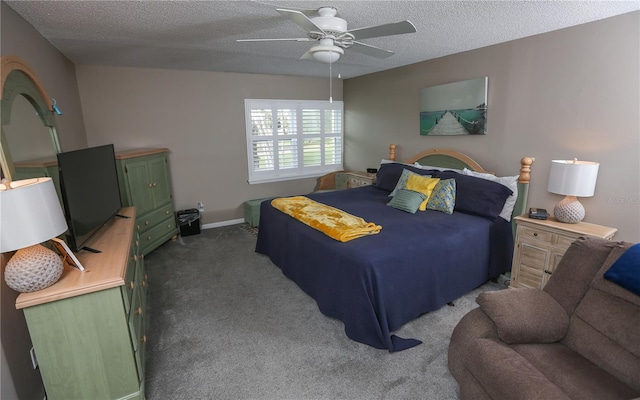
[202,218,245,230]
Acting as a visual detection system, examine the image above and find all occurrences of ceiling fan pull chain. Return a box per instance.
[329,53,333,103]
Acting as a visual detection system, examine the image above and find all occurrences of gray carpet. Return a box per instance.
[144,224,505,399]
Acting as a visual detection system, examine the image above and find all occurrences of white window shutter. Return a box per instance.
[245,99,343,184]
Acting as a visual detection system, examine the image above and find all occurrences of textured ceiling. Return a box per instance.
[6,1,640,79]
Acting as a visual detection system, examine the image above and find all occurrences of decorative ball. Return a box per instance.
[4,245,63,293]
[554,197,585,224]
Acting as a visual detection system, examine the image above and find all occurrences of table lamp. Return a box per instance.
[1,177,68,292]
[547,159,599,224]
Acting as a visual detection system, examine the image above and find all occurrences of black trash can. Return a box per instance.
[177,208,201,236]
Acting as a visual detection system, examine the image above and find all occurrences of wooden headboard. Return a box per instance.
[401,147,488,173]
[314,144,534,235]
[388,144,535,234]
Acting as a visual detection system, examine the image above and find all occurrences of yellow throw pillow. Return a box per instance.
[405,174,441,211]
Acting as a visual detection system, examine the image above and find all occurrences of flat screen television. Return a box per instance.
[57,144,122,252]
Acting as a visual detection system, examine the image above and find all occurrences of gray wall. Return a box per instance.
[75,65,343,224]
[344,11,640,242]
[1,3,87,399]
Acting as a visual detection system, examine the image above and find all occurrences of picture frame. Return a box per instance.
[51,237,85,271]
[419,77,488,136]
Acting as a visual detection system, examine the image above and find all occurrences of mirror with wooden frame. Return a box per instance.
[1,56,61,185]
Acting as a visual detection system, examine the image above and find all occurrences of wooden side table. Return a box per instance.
[346,172,375,188]
[510,215,617,289]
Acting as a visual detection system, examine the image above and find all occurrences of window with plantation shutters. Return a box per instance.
[245,99,343,184]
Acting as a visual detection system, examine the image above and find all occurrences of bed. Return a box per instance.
[256,146,534,351]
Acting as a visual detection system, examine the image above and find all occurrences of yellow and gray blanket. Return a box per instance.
[271,196,381,242]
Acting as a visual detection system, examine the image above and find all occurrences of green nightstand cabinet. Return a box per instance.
[13,157,62,204]
[116,148,178,255]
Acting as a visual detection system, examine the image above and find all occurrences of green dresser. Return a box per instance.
[13,157,62,204]
[17,207,147,400]
[116,148,177,255]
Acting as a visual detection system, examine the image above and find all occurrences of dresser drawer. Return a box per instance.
[128,288,145,383]
[554,234,577,249]
[346,173,374,188]
[519,226,554,244]
[122,257,136,314]
[137,203,174,233]
[123,236,141,313]
[140,215,176,250]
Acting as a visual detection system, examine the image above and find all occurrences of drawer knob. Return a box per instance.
[533,233,538,237]
[129,281,135,289]
[544,269,553,275]
[136,307,143,315]
[145,220,150,225]
[141,335,147,343]
[148,183,153,188]
[165,210,170,215]
[133,255,138,261]
[147,236,152,241]
[168,224,172,229]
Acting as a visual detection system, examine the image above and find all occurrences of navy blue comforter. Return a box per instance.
[255,186,512,351]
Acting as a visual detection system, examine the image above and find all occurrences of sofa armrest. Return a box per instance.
[466,338,572,400]
[476,288,569,344]
[449,308,499,380]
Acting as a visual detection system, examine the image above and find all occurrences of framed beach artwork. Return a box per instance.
[419,77,488,136]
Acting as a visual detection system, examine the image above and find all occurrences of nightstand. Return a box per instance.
[346,172,375,188]
[510,215,617,289]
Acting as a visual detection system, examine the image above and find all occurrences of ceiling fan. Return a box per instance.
[237,6,417,64]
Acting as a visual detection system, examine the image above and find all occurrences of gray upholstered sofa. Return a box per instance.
[448,236,640,400]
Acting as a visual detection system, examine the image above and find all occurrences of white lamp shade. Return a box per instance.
[0,177,68,252]
[547,159,599,197]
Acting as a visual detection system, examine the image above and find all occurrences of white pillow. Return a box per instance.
[380,159,412,166]
[462,168,519,221]
[380,159,461,173]
[413,162,463,173]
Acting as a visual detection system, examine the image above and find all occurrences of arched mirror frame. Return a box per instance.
[1,55,61,181]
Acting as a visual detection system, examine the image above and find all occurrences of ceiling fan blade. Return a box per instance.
[347,20,416,40]
[349,41,395,59]
[251,1,317,15]
[299,50,314,60]
[277,8,326,33]
[237,38,312,42]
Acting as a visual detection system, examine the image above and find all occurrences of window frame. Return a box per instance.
[244,99,344,184]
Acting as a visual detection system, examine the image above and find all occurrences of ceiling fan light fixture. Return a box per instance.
[310,44,344,63]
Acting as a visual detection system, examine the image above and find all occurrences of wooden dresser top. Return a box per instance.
[115,148,169,159]
[514,215,617,239]
[16,207,136,309]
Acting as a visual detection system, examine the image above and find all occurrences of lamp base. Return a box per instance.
[4,244,63,292]
[553,196,585,224]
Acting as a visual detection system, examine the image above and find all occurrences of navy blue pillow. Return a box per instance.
[375,163,437,192]
[604,244,640,296]
[432,170,513,220]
